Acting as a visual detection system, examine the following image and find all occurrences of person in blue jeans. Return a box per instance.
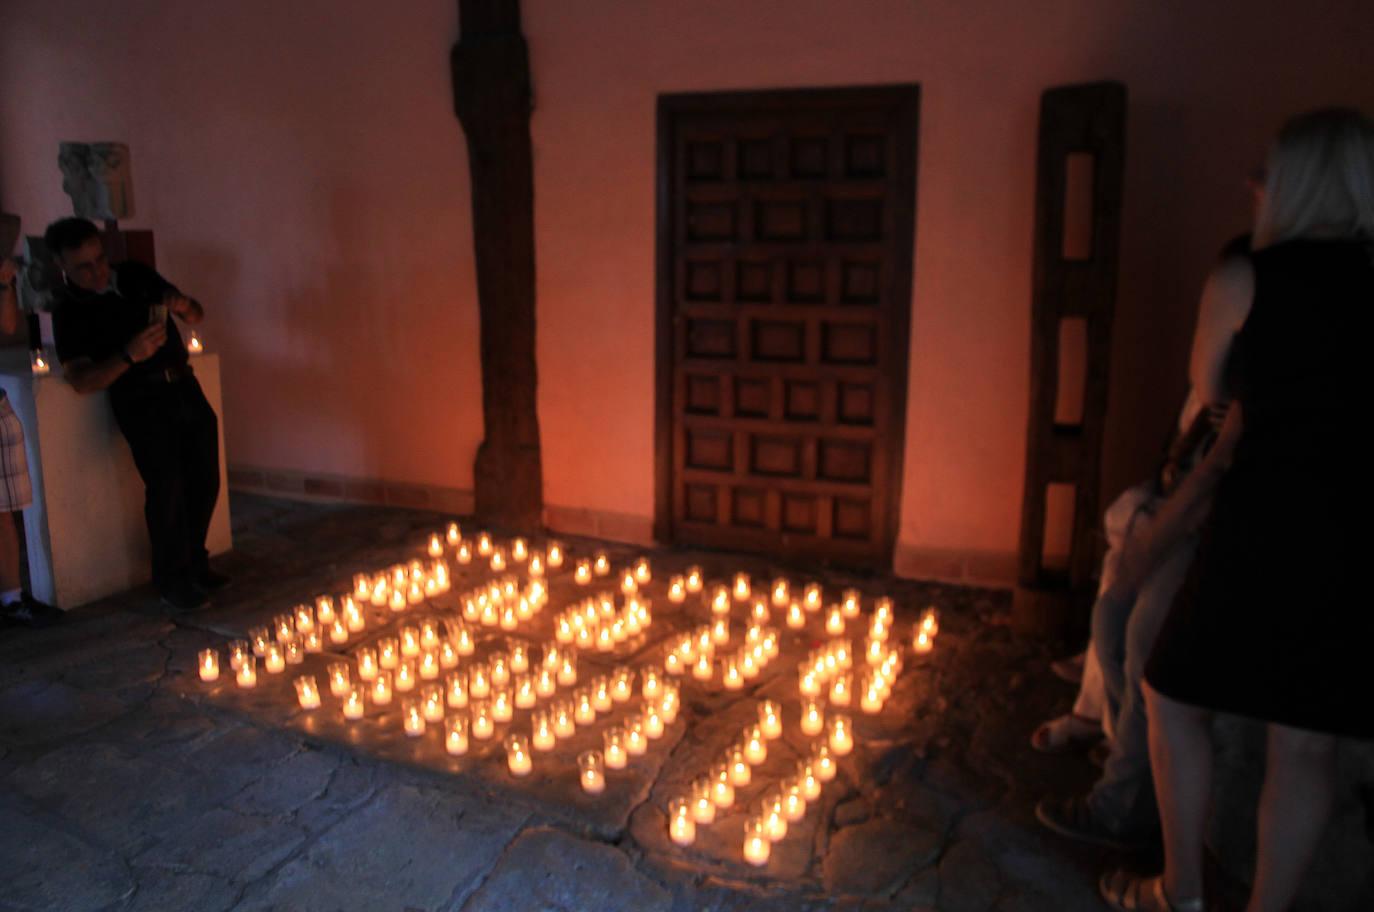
[1036,235,1251,849]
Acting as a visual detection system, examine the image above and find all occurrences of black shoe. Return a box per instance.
[2,594,63,628]
[193,568,231,593]
[159,580,209,613]
[1035,796,1154,852]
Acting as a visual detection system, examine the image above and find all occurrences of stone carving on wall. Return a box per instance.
[57,141,133,221]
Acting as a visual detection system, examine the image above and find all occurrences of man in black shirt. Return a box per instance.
[47,217,227,611]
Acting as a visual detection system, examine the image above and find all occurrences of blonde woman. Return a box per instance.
[1101,109,1374,911]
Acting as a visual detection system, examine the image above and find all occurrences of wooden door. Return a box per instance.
[655,86,919,568]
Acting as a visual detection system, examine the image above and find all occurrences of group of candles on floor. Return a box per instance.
[192,522,940,866]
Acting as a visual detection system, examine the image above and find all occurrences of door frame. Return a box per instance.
[653,84,919,569]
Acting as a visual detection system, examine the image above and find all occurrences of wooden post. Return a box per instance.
[1013,82,1127,636]
[450,0,544,528]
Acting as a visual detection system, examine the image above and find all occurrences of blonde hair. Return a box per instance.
[1253,108,1374,248]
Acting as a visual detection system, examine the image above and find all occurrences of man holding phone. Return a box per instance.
[46,217,227,612]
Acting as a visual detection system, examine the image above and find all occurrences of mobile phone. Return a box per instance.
[149,303,169,326]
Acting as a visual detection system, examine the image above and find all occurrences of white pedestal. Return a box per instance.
[0,352,232,609]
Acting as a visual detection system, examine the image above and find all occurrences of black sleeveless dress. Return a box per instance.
[1145,237,1374,739]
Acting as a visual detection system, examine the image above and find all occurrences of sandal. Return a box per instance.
[1030,713,1101,753]
[1035,796,1152,851]
[1099,870,1204,912]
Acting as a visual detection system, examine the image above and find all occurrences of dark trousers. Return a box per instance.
[111,377,220,589]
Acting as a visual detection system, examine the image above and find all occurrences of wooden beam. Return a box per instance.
[450,0,544,528]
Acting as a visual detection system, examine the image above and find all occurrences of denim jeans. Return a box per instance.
[1086,514,1199,835]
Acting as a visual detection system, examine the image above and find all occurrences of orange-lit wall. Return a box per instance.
[0,1,483,502]
[3,2,1371,582]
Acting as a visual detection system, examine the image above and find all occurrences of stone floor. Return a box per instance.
[0,494,1135,912]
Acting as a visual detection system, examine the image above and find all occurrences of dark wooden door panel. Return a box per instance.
[656,86,919,568]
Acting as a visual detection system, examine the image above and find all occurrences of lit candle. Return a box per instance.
[235,655,257,688]
[605,669,628,704]
[283,638,304,665]
[763,798,788,842]
[801,698,825,736]
[578,751,605,794]
[469,663,490,699]
[372,670,393,706]
[669,797,696,846]
[710,764,735,808]
[422,685,445,722]
[771,578,789,607]
[325,661,350,697]
[751,600,770,624]
[198,648,220,682]
[439,641,459,670]
[505,733,533,777]
[624,717,647,755]
[553,701,576,739]
[711,617,730,646]
[732,572,751,601]
[640,667,662,701]
[668,576,686,603]
[477,532,493,556]
[573,689,597,725]
[783,782,807,822]
[692,653,713,682]
[786,602,806,629]
[389,588,407,612]
[812,743,837,781]
[454,626,475,656]
[490,548,507,572]
[574,560,592,585]
[354,573,372,600]
[514,674,536,709]
[633,557,651,584]
[677,781,713,833]
[292,604,315,635]
[343,684,366,720]
[827,714,854,755]
[428,532,444,557]
[758,700,782,739]
[445,671,469,708]
[228,639,250,671]
[830,674,852,707]
[743,725,768,765]
[659,684,680,723]
[710,585,730,617]
[470,700,495,740]
[913,627,934,656]
[371,580,389,607]
[591,676,613,713]
[799,665,822,697]
[445,521,462,546]
[310,595,334,626]
[804,582,823,612]
[740,650,760,680]
[825,607,846,636]
[595,625,614,653]
[457,541,473,564]
[546,541,564,568]
[841,589,861,618]
[685,567,704,593]
[510,538,528,563]
[403,699,426,737]
[860,680,884,714]
[395,660,417,693]
[535,667,557,699]
[264,644,285,674]
[445,715,469,755]
[722,658,744,690]
[603,727,628,769]
[508,642,529,673]
[743,817,771,866]
[620,570,638,595]
[531,710,556,751]
[643,707,665,739]
[327,618,349,645]
[730,748,752,786]
[592,553,610,577]
[491,690,515,722]
[342,598,365,633]
[557,657,577,688]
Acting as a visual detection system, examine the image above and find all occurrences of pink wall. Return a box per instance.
[525,0,1374,577]
[0,1,484,493]
[3,2,1372,579]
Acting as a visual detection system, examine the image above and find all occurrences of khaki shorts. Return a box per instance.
[0,393,33,511]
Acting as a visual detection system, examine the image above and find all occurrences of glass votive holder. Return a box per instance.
[470,700,495,740]
[514,674,537,709]
[531,710,557,751]
[302,630,323,654]
[505,733,533,777]
[402,699,426,737]
[343,684,366,720]
[691,777,716,824]
[371,670,393,706]
[827,713,854,755]
[729,748,752,786]
[395,659,417,693]
[228,639,251,671]
[669,796,696,846]
[263,643,285,674]
[758,700,782,739]
[293,674,321,710]
[284,638,305,665]
[377,637,399,669]
[198,648,220,682]
[710,763,735,808]
[326,661,351,697]
[603,727,628,770]
[491,688,513,723]
[578,750,605,794]
[743,816,771,866]
[624,717,647,756]
[235,654,257,688]
[445,671,469,708]
[611,666,633,703]
[811,743,837,781]
[421,684,445,722]
[801,698,825,736]
[552,700,576,739]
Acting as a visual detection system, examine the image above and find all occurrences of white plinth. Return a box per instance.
[0,352,232,609]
